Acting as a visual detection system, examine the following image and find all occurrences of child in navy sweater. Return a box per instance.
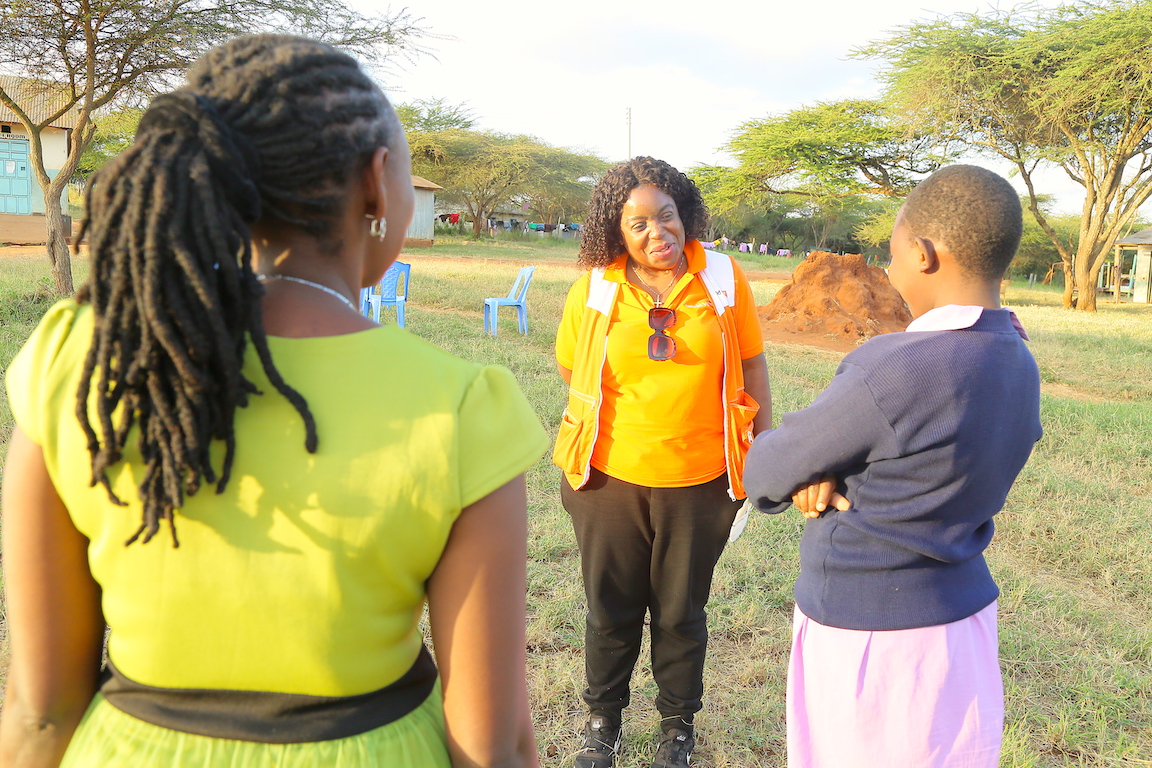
[743,165,1042,768]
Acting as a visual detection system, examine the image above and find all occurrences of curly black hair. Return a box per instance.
[578,156,709,268]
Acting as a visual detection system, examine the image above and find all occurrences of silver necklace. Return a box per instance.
[259,275,357,312]
[630,257,685,307]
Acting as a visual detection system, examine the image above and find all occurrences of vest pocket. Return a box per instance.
[552,408,587,475]
[729,392,760,452]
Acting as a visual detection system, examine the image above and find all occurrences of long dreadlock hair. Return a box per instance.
[75,35,400,547]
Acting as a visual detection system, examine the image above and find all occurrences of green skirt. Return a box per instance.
[60,685,450,768]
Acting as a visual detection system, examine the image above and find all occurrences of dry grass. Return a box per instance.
[1,246,1149,766]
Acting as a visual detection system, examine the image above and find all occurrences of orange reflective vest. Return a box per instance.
[553,249,759,499]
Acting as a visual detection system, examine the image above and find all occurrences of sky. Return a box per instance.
[363,0,1085,212]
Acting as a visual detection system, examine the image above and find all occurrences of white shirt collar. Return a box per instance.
[905,304,1029,341]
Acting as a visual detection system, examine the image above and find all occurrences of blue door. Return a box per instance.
[0,139,32,214]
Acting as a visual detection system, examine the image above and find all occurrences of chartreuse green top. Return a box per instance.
[7,300,549,697]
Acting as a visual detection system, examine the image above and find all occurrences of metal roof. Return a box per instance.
[1115,227,1152,246]
[411,175,443,191]
[0,76,78,130]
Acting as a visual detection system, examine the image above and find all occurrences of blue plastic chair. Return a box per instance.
[360,261,410,327]
[483,266,535,336]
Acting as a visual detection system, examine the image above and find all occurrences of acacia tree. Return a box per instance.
[795,196,890,253]
[697,99,944,257]
[408,130,526,237]
[690,168,801,248]
[861,1,1152,311]
[408,129,603,237]
[0,0,427,295]
[396,97,476,133]
[720,99,946,202]
[74,107,144,186]
[1013,205,1083,282]
[516,145,605,227]
[852,199,902,255]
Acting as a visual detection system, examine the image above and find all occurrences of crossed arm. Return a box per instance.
[739,354,850,516]
[742,362,892,519]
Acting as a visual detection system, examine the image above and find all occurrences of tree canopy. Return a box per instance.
[697,99,944,257]
[408,128,604,237]
[692,165,888,255]
[396,98,476,133]
[0,0,429,294]
[74,108,144,184]
[721,99,945,201]
[860,0,1152,310]
[515,144,607,228]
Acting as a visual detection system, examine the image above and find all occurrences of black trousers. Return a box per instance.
[562,468,740,722]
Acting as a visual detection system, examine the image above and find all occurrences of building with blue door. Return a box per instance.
[0,76,75,243]
[0,135,33,214]
[1,78,442,246]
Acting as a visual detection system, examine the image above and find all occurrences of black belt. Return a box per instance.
[100,645,438,743]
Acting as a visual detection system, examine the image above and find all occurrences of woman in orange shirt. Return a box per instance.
[554,157,771,768]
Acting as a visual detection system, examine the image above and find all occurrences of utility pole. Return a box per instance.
[626,107,632,159]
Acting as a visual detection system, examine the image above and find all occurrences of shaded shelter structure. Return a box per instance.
[405,175,443,248]
[1109,227,1152,303]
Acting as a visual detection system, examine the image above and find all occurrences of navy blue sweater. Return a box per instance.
[744,310,1042,630]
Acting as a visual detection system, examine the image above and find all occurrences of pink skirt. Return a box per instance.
[787,602,1002,768]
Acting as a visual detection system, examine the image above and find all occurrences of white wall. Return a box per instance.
[1132,247,1151,304]
[0,124,70,214]
[408,188,436,240]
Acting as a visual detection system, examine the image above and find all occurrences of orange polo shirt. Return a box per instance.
[556,245,763,487]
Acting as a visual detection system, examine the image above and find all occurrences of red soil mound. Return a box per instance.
[759,251,911,348]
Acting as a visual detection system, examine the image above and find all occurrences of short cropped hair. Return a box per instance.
[579,156,709,267]
[900,165,1023,281]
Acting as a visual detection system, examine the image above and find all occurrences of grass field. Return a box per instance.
[0,239,1149,767]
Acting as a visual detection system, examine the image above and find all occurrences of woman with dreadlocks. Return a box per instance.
[0,35,547,768]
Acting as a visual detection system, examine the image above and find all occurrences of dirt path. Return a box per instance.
[2,247,1117,374]
[0,247,792,277]
[391,253,797,285]
[759,326,859,355]
[0,245,56,258]
[0,244,91,259]
[4,247,837,352]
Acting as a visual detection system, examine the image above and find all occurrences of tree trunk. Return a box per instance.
[23,112,88,296]
[1073,255,1099,312]
[1062,261,1075,309]
[464,200,483,238]
[44,177,74,295]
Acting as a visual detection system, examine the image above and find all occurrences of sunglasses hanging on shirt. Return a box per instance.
[648,306,677,361]
[630,257,684,362]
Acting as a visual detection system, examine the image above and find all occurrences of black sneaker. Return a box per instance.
[573,715,622,768]
[649,724,694,768]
